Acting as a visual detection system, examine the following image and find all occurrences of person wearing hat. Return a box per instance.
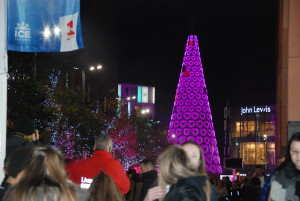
[6,117,40,157]
[0,147,33,200]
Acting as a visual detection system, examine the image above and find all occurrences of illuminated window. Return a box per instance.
[240,142,275,165]
[137,86,142,103]
[141,87,148,103]
[239,121,255,137]
[137,86,149,103]
[152,87,155,104]
[232,122,240,137]
[236,122,241,133]
[241,122,247,137]
[264,121,275,136]
[248,121,255,132]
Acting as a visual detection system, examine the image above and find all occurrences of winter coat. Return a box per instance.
[163,176,217,201]
[141,170,158,201]
[269,171,300,201]
[6,132,40,157]
[69,150,130,194]
[242,185,261,201]
[228,188,242,201]
[0,181,11,201]
[259,171,273,201]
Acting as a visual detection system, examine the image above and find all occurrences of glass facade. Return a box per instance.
[230,105,276,171]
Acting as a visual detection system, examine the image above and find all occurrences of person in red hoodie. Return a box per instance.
[69,134,130,194]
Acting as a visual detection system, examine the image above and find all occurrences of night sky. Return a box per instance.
[116,0,277,152]
[9,0,279,158]
[116,0,278,128]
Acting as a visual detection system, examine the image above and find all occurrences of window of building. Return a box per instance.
[264,121,275,136]
[247,121,255,136]
[241,121,247,137]
[240,142,275,165]
[239,121,255,137]
[231,122,240,137]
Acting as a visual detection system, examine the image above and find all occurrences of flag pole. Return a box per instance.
[0,0,8,181]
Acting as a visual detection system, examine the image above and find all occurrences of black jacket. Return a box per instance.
[6,132,40,157]
[242,185,261,201]
[141,170,158,201]
[0,181,11,201]
[163,176,216,201]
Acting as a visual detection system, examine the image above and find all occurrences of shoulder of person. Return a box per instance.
[173,177,207,196]
[165,183,203,201]
[178,175,207,187]
[71,182,89,200]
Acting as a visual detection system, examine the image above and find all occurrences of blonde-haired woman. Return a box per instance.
[182,141,218,201]
[144,145,215,201]
[4,146,88,201]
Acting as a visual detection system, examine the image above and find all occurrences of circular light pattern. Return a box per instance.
[167,35,222,173]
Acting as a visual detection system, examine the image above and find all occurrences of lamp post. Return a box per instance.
[263,134,268,170]
[82,69,86,105]
[74,65,102,105]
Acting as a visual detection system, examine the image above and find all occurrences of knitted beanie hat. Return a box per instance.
[15,117,35,136]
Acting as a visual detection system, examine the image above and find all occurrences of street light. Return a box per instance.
[74,65,103,105]
[141,109,150,114]
[53,27,60,36]
[43,25,61,39]
[126,96,136,101]
[43,27,51,39]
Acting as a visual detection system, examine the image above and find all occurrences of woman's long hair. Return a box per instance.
[158,145,211,201]
[88,170,123,201]
[276,132,300,179]
[4,146,77,201]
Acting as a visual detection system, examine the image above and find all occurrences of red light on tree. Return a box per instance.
[183,71,189,76]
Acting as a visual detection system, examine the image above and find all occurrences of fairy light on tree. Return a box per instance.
[42,70,94,159]
[105,114,138,170]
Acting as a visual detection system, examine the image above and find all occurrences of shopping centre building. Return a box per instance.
[227,105,276,173]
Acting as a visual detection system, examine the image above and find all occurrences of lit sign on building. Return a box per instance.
[241,106,271,115]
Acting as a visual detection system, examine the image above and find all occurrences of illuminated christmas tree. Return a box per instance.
[168,35,222,174]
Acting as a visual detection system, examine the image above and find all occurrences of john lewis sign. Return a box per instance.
[241,106,271,115]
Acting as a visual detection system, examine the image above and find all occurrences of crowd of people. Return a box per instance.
[211,175,262,201]
[2,117,300,201]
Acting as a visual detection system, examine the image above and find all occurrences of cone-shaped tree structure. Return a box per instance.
[168,35,222,174]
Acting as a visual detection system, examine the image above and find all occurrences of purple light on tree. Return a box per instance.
[168,35,222,174]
